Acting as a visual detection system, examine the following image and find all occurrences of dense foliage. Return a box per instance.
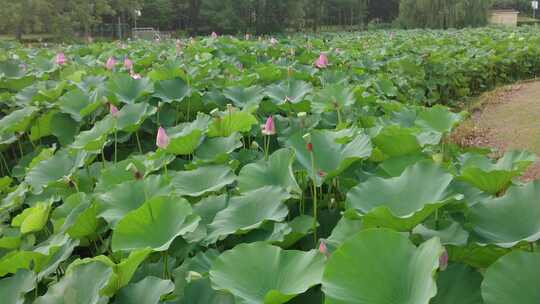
[1,27,540,303]
[398,0,492,28]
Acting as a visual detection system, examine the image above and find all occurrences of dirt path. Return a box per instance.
[453,81,540,181]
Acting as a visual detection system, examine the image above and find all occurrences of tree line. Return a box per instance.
[0,0,532,40]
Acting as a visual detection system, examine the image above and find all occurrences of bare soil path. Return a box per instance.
[453,81,540,181]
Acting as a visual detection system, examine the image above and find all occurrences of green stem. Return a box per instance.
[264,136,270,161]
[530,242,535,252]
[101,149,106,168]
[310,151,318,245]
[27,132,36,150]
[0,152,8,175]
[336,107,342,126]
[135,131,143,154]
[162,252,169,279]
[114,123,118,164]
[17,138,24,158]
[187,99,191,122]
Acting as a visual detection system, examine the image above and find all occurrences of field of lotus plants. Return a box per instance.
[1,26,540,303]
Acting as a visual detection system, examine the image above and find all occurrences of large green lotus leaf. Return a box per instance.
[50,113,79,146]
[311,84,355,114]
[413,222,469,246]
[324,216,363,251]
[71,116,114,152]
[0,228,21,250]
[346,161,456,231]
[0,269,35,304]
[183,277,235,304]
[266,80,313,105]
[25,150,87,194]
[458,150,536,194]
[34,261,113,304]
[154,78,191,103]
[29,110,56,141]
[372,125,422,157]
[0,60,26,78]
[195,132,243,162]
[238,148,301,195]
[223,86,265,109]
[469,181,540,247]
[11,201,51,234]
[377,153,428,177]
[415,105,465,134]
[170,165,236,197]
[431,263,483,304]
[0,106,38,135]
[34,235,79,280]
[448,243,510,269]
[482,251,540,304]
[112,196,200,252]
[207,110,258,137]
[0,250,47,276]
[108,74,152,104]
[287,129,372,185]
[322,229,443,304]
[97,174,171,226]
[205,187,291,244]
[165,114,211,155]
[116,103,157,132]
[114,276,174,304]
[58,88,101,122]
[102,248,152,296]
[186,195,229,243]
[210,242,325,304]
[55,193,98,238]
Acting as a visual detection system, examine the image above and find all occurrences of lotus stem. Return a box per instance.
[101,149,106,168]
[162,252,169,279]
[310,150,318,245]
[17,138,24,158]
[187,99,191,121]
[135,131,143,154]
[114,121,118,163]
[264,136,270,161]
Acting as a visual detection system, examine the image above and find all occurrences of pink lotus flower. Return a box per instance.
[315,53,328,68]
[156,127,170,149]
[262,116,276,136]
[55,53,67,65]
[270,37,278,45]
[319,241,329,257]
[106,57,116,70]
[124,58,133,71]
[109,104,119,118]
[211,32,218,39]
[439,248,449,271]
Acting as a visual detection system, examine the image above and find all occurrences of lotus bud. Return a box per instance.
[124,58,133,71]
[439,248,449,271]
[106,57,116,70]
[261,116,276,136]
[270,37,278,45]
[319,241,329,257]
[315,53,328,68]
[156,127,170,149]
[211,32,218,39]
[55,52,67,65]
[109,104,119,118]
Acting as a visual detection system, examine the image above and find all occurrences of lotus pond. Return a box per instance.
[1,27,540,304]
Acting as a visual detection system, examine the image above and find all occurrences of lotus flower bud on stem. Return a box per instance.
[106,57,116,70]
[55,52,67,65]
[262,116,276,136]
[109,104,119,118]
[319,241,329,257]
[439,248,449,271]
[315,53,329,68]
[156,127,170,149]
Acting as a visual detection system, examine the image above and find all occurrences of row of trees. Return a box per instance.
[399,0,493,29]
[0,0,532,39]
